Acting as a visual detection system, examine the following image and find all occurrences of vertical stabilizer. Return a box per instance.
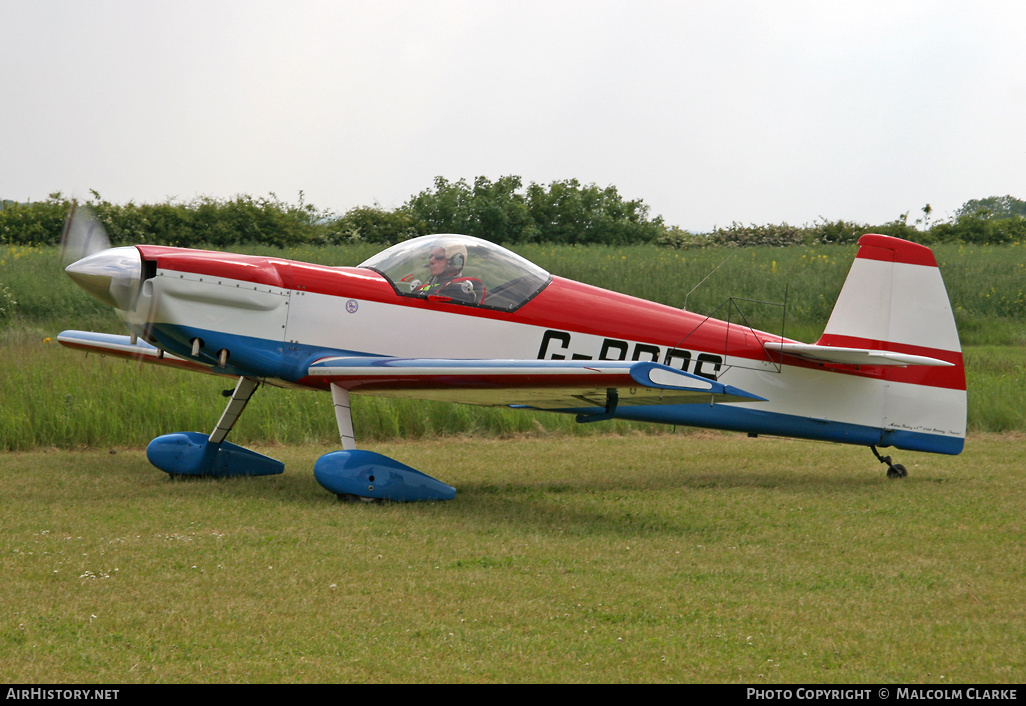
[818,234,966,453]
[820,234,961,354]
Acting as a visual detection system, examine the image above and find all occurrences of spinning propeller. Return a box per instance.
[59,203,164,352]
[60,203,111,270]
[59,206,286,480]
[60,204,143,312]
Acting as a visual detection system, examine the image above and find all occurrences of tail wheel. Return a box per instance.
[871,446,909,479]
[886,464,908,479]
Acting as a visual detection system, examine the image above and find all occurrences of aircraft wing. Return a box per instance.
[766,342,954,367]
[56,331,767,409]
[306,357,766,409]
[57,330,220,375]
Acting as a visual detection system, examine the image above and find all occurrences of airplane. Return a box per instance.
[57,206,966,502]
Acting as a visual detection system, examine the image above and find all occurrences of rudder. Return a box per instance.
[819,234,966,454]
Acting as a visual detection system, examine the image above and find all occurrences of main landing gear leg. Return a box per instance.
[312,384,456,502]
[870,445,908,479]
[209,376,260,444]
[145,376,284,477]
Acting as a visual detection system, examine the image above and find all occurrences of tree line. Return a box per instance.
[1,179,1024,249]
[661,196,1026,248]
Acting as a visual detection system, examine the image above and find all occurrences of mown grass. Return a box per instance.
[1,434,1023,683]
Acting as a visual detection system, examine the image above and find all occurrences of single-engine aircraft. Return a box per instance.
[57,206,966,501]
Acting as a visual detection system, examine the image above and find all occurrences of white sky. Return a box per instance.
[3,0,1025,232]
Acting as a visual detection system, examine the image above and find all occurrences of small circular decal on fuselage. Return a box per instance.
[346,299,359,313]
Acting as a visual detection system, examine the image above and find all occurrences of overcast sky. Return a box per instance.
[3,0,1025,232]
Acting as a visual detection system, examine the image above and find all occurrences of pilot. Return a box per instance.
[415,241,480,303]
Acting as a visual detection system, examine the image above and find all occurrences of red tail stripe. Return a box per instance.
[856,234,938,267]
[814,334,965,390]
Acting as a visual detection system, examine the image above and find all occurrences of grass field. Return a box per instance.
[2,434,1023,683]
[1,334,1024,451]
[3,241,1025,343]
[2,240,1023,683]
[1,242,1025,448]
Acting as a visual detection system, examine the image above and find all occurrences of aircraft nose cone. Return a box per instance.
[65,246,143,309]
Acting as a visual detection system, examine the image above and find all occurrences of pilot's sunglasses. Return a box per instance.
[429,254,446,261]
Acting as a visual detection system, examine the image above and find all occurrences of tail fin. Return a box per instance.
[820,234,966,453]
[819,235,961,353]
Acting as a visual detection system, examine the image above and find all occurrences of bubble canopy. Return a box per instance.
[358,234,551,311]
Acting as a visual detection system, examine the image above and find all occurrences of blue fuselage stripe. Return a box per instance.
[154,325,964,456]
[602,404,964,455]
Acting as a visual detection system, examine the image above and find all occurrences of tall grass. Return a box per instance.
[518,242,1026,345]
[964,346,1026,432]
[0,330,664,451]
[6,241,1023,343]
[2,242,1023,449]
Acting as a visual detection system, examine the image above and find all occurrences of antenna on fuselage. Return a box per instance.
[683,253,733,312]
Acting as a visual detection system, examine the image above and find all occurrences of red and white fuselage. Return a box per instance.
[63,233,966,457]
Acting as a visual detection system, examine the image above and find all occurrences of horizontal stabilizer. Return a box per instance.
[305,357,765,409]
[767,342,954,367]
